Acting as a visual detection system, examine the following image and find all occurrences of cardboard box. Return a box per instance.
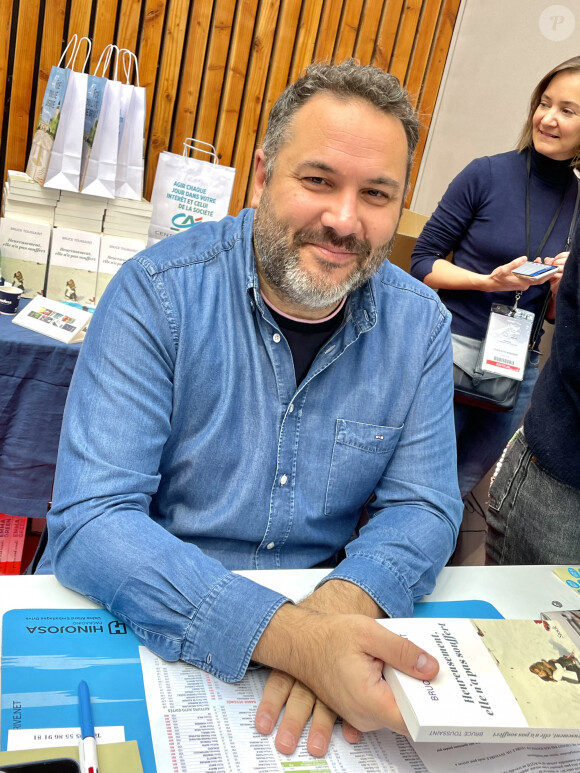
[389,208,429,273]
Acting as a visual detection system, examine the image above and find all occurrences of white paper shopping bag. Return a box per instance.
[81,45,122,197]
[148,139,236,245]
[26,35,77,185]
[115,50,145,200]
[33,36,91,191]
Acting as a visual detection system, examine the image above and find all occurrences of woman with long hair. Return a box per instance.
[411,56,580,499]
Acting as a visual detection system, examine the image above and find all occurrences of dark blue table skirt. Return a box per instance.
[0,299,81,518]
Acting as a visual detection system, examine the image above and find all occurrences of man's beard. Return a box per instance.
[253,190,395,309]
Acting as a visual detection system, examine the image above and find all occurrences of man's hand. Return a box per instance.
[252,602,438,756]
[256,579,382,755]
[255,669,360,756]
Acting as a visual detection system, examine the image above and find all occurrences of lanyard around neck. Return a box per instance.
[525,150,576,258]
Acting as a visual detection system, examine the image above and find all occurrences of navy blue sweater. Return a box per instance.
[524,222,580,490]
[411,149,578,339]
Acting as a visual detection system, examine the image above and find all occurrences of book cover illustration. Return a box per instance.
[0,218,52,298]
[382,610,580,743]
[46,228,100,309]
[1,609,155,773]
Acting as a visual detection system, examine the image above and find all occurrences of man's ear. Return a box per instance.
[250,149,267,209]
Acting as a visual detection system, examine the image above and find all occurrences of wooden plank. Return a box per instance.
[192,0,237,149]
[91,0,119,74]
[117,0,144,56]
[288,0,324,83]
[333,0,364,63]
[4,0,42,176]
[353,0,385,64]
[137,0,168,148]
[229,0,281,213]
[389,0,422,85]
[67,0,93,44]
[171,0,215,152]
[0,1,14,179]
[244,0,302,200]
[214,0,260,167]
[256,0,301,122]
[406,0,461,204]
[33,0,67,123]
[373,0,404,71]
[405,0,442,106]
[143,0,189,198]
[314,0,343,62]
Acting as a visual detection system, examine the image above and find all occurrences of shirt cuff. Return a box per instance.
[320,554,414,619]
[182,572,290,682]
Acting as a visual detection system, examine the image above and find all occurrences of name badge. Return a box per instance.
[481,303,534,381]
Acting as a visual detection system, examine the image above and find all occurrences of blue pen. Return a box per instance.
[78,679,99,773]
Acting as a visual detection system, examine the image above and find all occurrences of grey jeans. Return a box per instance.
[486,429,580,565]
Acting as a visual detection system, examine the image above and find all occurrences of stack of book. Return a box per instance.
[54,190,107,234]
[2,170,59,226]
[103,197,152,240]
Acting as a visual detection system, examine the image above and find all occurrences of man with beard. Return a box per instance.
[39,61,462,756]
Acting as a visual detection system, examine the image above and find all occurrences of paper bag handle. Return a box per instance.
[58,35,92,72]
[93,43,120,79]
[75,36,92,72]
[183,139,219,164]
[120,49,140,86]
[58,34,91,72]
[58,35,78,69]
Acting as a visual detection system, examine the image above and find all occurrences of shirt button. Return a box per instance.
[280,474,288,485]
[288,403,294,413]
[273,333,281,343]
[266,541,275,550]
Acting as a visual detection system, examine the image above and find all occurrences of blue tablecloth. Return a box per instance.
[0,300,81,517]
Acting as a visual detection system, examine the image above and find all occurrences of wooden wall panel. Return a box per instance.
[5,0,42,174]
[0,0,461,215]
[33,0,68,125]
[171,1,214,152]
[0,3,13,153]
[333,0,365,63]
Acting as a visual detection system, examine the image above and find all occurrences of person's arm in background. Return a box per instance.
[255,292,463,756]
[410,159,555,294]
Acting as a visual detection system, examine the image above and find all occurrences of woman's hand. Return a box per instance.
[484,256,549,292]
[542,251,569,295]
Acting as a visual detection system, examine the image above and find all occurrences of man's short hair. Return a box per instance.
[261,59,420,186]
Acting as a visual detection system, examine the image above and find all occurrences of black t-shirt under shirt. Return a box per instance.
[264,298,346,386]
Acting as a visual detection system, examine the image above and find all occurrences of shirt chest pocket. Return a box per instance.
[324,418,403,517]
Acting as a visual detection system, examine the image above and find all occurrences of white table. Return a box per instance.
[2,566,579,737]
[2,564,579,626]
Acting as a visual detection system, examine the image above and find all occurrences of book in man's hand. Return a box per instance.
[381,610,580,744]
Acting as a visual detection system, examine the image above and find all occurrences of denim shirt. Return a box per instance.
[40,208,462,682]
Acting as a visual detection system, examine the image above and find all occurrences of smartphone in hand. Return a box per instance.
[511,261,558,280]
